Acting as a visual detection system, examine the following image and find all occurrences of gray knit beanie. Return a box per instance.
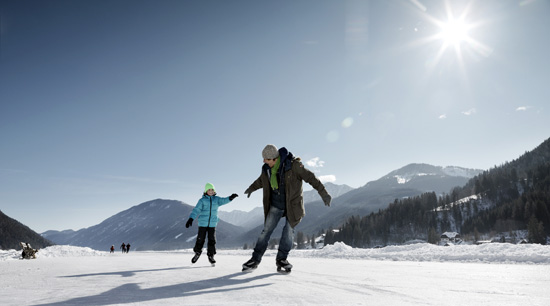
[262,144,279,159]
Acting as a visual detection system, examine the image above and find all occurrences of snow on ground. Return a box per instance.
[1,243,549,305]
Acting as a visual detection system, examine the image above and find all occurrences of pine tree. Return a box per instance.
[324,229,333,246]
[428,227,439,244]
[528,217,546,244]
[296,231,306,249]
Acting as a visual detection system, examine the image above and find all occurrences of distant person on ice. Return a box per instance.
[186,183,238,265]
[242,144,331,273]
[110,245,115,253]
[126,243,131,253]
[120,243,126,253]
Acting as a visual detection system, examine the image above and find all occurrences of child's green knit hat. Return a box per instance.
[204,182,215,193]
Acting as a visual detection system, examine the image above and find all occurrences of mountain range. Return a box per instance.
[41,163,480,250]
[4,162,483,251]
[290,163,483,235]
[42,199,246,251]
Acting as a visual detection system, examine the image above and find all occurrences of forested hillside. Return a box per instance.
[325,138,550,247]
[0,210,54,250]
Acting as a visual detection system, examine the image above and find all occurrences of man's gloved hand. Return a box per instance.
[322,194,332,207]
[244,188,253,198]
[185,218,193,228]
[229,193,238,201]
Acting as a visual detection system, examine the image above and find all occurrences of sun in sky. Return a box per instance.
[406,0,495,102]
[415,1,493,67]
[437,17,471,48]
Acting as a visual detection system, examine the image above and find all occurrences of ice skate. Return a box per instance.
[208,254,216,266]
[242,258,259,272]
[276,259,292,274]
[191,252,201,264]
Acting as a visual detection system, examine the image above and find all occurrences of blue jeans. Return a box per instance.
[252,205,294,262]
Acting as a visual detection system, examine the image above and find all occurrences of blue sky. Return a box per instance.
[1,0,548,233]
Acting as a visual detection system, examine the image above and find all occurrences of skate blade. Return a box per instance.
[242,266,257,273]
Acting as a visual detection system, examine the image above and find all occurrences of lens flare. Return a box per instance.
[342,117,354,128]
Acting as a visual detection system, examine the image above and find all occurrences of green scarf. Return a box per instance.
[270,158,280,190]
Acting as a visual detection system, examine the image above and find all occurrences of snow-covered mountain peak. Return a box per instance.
[441,166,483,178]
[385,163,482,184]
[393,172,435,184]
[302,182,354,203]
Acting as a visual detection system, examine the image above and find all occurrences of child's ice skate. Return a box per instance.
[191,252,201,264]
[208,254,216,267]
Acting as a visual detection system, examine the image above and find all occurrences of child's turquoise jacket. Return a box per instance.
[189,194,231,227]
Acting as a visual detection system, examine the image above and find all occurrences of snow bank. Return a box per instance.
[38,245,107,258]
[2,242,549,264]
[0,245,106,261]
[288,242,550,264]
[0,249,22,261]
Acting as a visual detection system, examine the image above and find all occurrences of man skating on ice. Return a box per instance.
[242,144,331,273]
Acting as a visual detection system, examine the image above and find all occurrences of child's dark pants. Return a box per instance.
[194,227,216,256]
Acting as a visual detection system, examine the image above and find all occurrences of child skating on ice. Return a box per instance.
[186,183,238,265]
